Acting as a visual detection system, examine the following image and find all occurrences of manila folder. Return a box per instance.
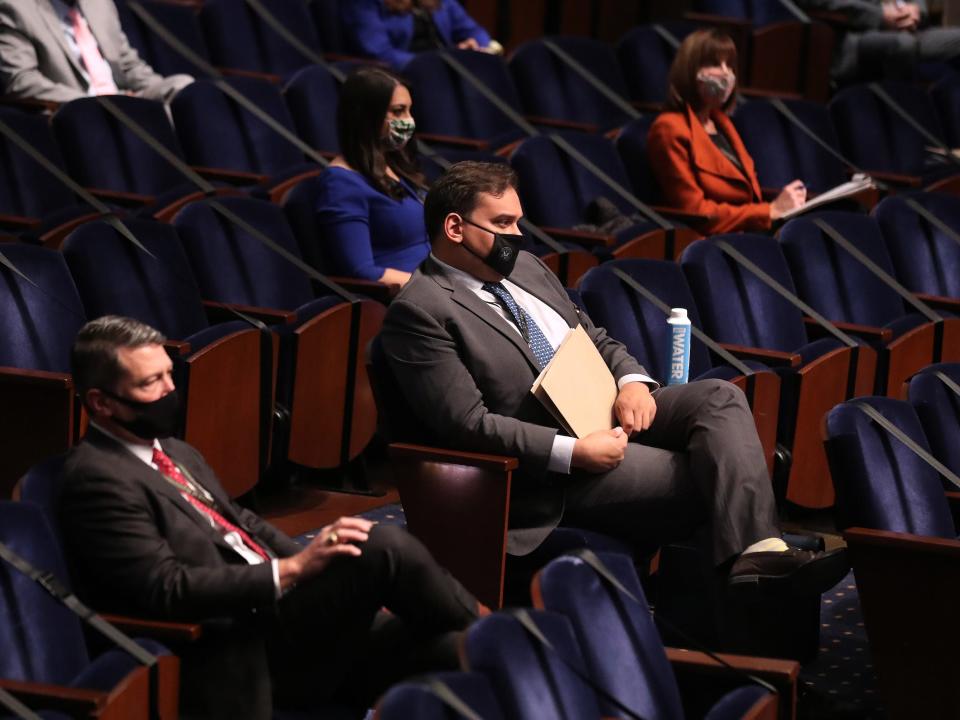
[530,325,617,439]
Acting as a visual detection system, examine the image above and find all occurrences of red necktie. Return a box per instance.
[67,7,119,96]
[152,446,270,561]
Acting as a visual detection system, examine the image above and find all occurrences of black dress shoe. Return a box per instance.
[727,547,850,596]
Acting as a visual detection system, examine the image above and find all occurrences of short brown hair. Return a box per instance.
[424,161,518,241]
[71,315,166,397]
[665,29,739,114]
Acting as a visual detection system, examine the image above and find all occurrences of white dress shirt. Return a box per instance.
[49,0,117,96]
[430,255,657,473]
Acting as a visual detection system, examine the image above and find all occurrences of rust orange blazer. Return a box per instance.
[647,104,772,235]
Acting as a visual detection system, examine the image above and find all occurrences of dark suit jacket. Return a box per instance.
[381,252,647,553]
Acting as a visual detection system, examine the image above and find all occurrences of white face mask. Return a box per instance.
[696,68,736,105]
[385,117,416,150]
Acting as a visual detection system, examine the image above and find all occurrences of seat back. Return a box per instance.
[824,397,956,536]
[61,218,210,340]
[116,0,211,78]
[579,259,713,382]
[614,115,660,202]
[51,96,186,195]
[873,192,960,299]
[695,0,798,23]
[403,50,523,143]
[283,64,341,157]
[200,0,323,76]
[778,211,908,327]
[18,454,68,530]
[616,22,699,106]
[376,672,504,720]
[829,82,947,176]
[173,196,314,309]
[279,174,333,273]
[907,363,960,480]
[680,234,810,352]
[464,611,601,720]
[509,36,634,129]
[534,552,684,720]
[171,77,306,175]
[509,132,638,228]
[0,501,90,686]
[309,0,345,55]
[0,108,76,218]
[931,74,960,148]
[0,244,85,372]
[733,98,846,194]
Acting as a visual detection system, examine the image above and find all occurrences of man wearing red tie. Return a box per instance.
[57,315,480,719]
[0,0,192,103]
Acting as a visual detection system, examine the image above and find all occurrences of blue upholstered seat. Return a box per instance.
[906,363,960,482]
[616,22,699,108]
[116,0,211,78]
[282,64,342,158]
[376,672,504,720]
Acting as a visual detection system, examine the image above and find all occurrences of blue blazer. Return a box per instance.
[341,0,491,69]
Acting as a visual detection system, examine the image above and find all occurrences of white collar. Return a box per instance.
[430,252,488,292]
[91,422,161,467]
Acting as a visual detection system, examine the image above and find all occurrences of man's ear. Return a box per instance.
[443,213,464,244]
[84,388,112,419]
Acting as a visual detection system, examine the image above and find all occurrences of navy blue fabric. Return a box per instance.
[62,218,210,339]
[873,191,960,299]
[403,49,525,146]
[702,686,770,720]
[536,552,686,720]
[931,73,960,147]
[615,115,660,202]
[281,174,332,272]
[309,0,344,54]
[694,0,797,23]
[825,397,956,537]
[200,0,323,76]
[732,98,847,194]
[508,36,634,129]
[18,454,68,532]
[907,362,960,480]
[377,672,504,720]
[70,639,169,693]
[171,77,308,175]
[0,243,85,372]
[616,22,699,106]
[829,82,952,179]
[282,65,341,157]
[116,0,211,78]
[52,96,187,195]
[778,211,916,330]
[464,611,602,720]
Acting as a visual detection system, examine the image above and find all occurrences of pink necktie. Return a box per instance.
[67,7,118,96]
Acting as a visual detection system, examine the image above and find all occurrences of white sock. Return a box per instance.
[741,537,790,555]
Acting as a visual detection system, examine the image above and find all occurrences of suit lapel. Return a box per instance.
[38,0,88,81]
[686,105,754,191]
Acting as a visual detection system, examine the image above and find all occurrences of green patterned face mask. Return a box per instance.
[386,117,416,149]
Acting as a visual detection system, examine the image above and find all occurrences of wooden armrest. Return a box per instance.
[916,293,960,313]
[541,226,616,248]
[101,613,203,643]
[389,442,519,471]
[526,115,599,133]
[325,276,400,302]
[866,170,922,187]
[0,678,107,714]
[667,647,799,682]
[806,9,853,26]
[649,205,711,225]
[0,96,59,113]
[802,316,892,342]
[738,87,804,102]
[946,491,960,511]
[684,12,752,29]
[0,366,72,387]
[191,165,269,185]
[202,299,296,325]
[844,526,960,557]
[0,213,39,230]
[87,188,154,207]
[217,67,282,84]
[163,339,192,356]
[416,132,489,150]
[718,343,801,368]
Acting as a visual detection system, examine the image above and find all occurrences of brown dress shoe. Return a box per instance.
[728,547,849,596]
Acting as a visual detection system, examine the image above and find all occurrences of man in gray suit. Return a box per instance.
[798,0,960,83]
[381,161,848,595]
[0,0,192,103]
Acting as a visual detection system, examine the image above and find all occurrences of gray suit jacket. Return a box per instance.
[0,0,190,103]
[797,0,929,30]
[381,252,647,553]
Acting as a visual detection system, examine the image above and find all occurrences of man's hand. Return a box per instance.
[883,2,920,31]
[278,516,372,591]
[456,38,480,51]
[572,427,628,473]
[615,382,657,435]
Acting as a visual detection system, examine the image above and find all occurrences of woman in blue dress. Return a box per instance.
[315,67,429,285]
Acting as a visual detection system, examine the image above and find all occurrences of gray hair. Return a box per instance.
[71,315,167,396]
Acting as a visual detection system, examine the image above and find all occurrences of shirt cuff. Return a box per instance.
[547,434,576,475]
[272,559,282,599]
[618,373,659,391]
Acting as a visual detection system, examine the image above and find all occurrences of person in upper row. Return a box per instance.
[646,29,807,235]
[341,0,501,71]
[314,67,431,286]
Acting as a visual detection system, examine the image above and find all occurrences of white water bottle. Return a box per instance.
[666,308,692,385]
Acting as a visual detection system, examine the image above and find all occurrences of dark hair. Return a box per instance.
[384,0,441,12]
[71,315,166,398]
[665,29,739,114]
[337,67,425,199]
[424,161,518,241]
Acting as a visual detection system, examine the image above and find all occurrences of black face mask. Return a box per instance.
[459,216,524,277]
[101,389,181,440]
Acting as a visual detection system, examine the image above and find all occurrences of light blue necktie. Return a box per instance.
[482,282,556,368]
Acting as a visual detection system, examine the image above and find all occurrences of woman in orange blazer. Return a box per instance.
[647,29,807,235]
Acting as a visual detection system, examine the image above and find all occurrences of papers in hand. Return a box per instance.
[530,325,618,439]
[778,173,875,221]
